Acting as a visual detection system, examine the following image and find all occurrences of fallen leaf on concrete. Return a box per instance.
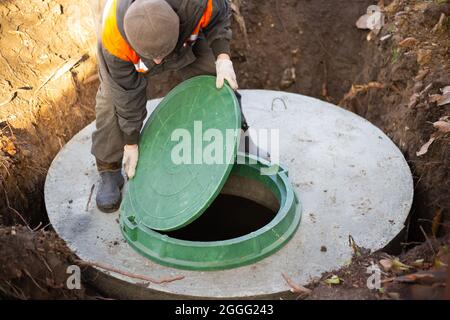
[398,37,418,47]
[324,275,342,285]
[417,49,432,66]
[416,135,436,157]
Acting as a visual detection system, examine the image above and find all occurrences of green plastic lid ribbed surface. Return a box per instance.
[120,76,241,231]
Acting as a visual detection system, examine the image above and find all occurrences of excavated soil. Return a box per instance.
[0,0,449,299]
[0,225,93,299]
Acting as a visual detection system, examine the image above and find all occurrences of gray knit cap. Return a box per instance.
[124,0,180,60]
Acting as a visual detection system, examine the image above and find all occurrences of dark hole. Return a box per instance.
[162,194,278,241]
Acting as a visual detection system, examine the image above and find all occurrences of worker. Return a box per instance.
[92,0,261,213]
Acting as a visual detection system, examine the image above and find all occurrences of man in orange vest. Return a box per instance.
[92,0,252,213]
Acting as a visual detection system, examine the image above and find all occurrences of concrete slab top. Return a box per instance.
[45,90,413,299]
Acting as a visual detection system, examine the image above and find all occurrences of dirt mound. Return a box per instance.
[0,226,90,299]
[0,0,98,227]
[339,0,450,241]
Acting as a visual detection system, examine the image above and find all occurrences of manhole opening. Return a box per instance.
[161,174,281,242]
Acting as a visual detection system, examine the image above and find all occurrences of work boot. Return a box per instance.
[96,170,125,213]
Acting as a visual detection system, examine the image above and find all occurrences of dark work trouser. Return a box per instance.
[92,38,248,171]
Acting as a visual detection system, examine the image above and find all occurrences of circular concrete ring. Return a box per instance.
[45,90,413,299]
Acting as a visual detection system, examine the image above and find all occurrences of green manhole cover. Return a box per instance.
[120,76,241,231]
[121,154,302,271]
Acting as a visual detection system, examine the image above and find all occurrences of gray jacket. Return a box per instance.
[98,0,233,144]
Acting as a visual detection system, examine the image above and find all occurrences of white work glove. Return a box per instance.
[123,144,139,179]
[215,57,238,90]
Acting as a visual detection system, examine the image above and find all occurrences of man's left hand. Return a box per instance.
[215,54,238,90]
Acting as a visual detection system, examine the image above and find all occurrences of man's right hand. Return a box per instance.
[123,144,139,179]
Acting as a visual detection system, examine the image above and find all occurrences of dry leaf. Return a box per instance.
[442,86,450,95]
[433,258,447,270]
[356,5,385,32]
[437,86,450,106]
[1,136,17,156]
[348,235,362,257]
[398,37,418,47]
[380,259,393,272]
[433,120,450,134]
[417,49,432,66]
[392,258,412,272]
[416,135,436,157]
[356,14,369,29]
[408,93,420,108]
[324,275,342,285]
[412,259,424,268]
[429,94,442,103]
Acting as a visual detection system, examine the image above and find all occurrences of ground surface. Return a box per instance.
[0,0,449,299]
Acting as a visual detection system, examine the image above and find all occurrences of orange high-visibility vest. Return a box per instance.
[101,0,213,73]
